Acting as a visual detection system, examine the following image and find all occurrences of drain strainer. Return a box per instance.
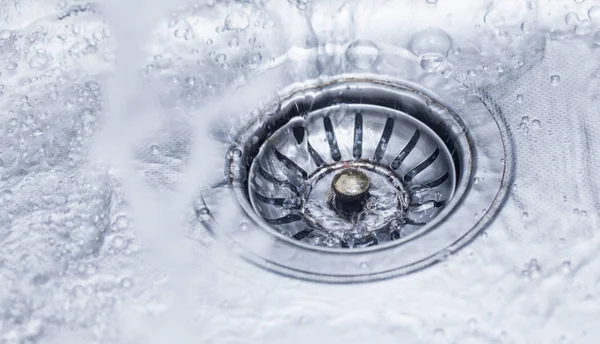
[199,74,509,282]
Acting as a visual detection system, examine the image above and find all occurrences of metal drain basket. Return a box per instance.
[198,74,510,283]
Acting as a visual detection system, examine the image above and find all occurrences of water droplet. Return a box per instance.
[522,212,529,219]
[198,207,210,216]
[240,222,248,231]
[551,75,561,86]
[411,28,452,57]
[467,69,477,77]
[215,53,227,63]
[228,37,239,47]
[32,128,44,136]
[574,0,585,4]
[150,145,160,155]
[565,12,581,26]
[111,236,126,249]
[185,77,196,86]
[345,40,380,70]
[115,215,129,230]
[589,6,600,25]
[517,94,524,103]
[1,189,13,201]
[419,53,446,72]
[573,208,580,216]
[426,0,438,3]
[561,261,572,274]
[174,28,188,39]
[243,51,263,68]
[359,262,368,269]
[531,119,541,130]
[575,20,593,35]
[225,11,250,30]
[6,62,18,70]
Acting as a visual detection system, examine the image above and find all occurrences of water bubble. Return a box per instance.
[181,78,195,88]
[551,75,561,86]
[589,6,600,25]
[419,53,446,72]
[522,212,529,219]
[426,0,438,3]
[174,28,188,39]
[531,119,541,130]
[228,37,239,48]
[345,40,380,70]
[1,189,13,201]
[32,128,44,136]
[516,94,524,103]
[565,12,581,26]
[575,20,593,35]
[573,0,585,4]
[150,145,160,155]
[225,11,250,30]
[111,236,126,249]
[28,53,50,70]
[243,51,263,68]
[411,28,452,57]
[215,53,227,63]
[6,62,18,70]
[561,261,572,274]
[115,215,129,230]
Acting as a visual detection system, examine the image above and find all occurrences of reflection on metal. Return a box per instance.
[199,74,509,282]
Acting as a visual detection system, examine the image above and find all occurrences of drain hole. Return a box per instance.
[241,87,460,249]
[203,75,508,280]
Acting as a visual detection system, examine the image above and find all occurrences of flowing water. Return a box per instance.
[1,0,600,343]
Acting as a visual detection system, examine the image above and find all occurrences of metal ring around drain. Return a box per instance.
[198,74,509,283]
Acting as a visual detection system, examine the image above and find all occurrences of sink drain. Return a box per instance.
[199,74,509,282]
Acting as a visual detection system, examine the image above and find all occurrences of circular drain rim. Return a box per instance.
[199,74,509,282]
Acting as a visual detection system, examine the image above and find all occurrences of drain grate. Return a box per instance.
[199,75,509,282]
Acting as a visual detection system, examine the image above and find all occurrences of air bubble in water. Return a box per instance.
[575,20,592,35]
[345,40,380,70]
[243,51,263,68]
[225,11,250,30]
[1,189,13,201]
[551,75,561,85]
[410,28,452,56]
[590,6,600,25]
[565,12,581,26]
[419,53,446,72]
[215,53,227,63]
